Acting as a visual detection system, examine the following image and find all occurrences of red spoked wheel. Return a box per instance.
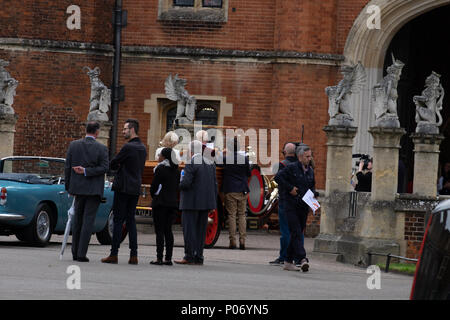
[204,209,221,248]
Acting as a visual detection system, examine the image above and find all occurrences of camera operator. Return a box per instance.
[354,156,372,192]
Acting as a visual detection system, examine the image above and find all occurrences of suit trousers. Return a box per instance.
[285,205,308,263]
[152,206,175,260]
[181,210,209,263]
[71,195,101,258]
[111,192,139,257]
[224,192,247,242]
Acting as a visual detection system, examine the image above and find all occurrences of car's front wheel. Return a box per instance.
[16,203,53,247]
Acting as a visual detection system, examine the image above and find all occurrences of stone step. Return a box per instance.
[311,251,344,262]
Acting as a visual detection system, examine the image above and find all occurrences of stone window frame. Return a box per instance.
[158,0,229,23]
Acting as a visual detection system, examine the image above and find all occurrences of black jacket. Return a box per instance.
[275,161,316,211]
[272,156,297,201]
[355,171,372,192]
[221,152,251,194]
[150,163,180,209]
[65,137,109,197]
[111,137,147,196]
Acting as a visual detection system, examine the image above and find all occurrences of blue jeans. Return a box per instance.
[278,203,290,261]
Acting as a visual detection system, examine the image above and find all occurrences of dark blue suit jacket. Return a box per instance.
[221,152,251,194]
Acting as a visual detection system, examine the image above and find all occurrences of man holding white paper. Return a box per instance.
[275,144,318,272]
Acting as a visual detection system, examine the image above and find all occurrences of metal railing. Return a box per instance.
[367,252,418,273]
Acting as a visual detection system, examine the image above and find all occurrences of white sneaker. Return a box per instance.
[283,262,300,271]
[299,259,309,272]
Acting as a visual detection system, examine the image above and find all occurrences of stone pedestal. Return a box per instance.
[368,127,405,201]
[0,113,18,158]
[411,133,444,197]
[97,121,112,147]
[323,126,358,196]
[319,126,357,235]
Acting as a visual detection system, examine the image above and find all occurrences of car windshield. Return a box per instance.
[0,158,65,184]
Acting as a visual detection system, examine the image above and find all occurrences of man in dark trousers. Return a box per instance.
[65,121,109,262]
[175,140,218,265]
[269,142,297,265]
[275,144,316,272]
[101,119,147,265]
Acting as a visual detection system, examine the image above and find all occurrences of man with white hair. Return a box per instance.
[175,140,218,265]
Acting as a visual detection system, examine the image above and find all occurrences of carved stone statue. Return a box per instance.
[84,66,110,122]
[372,54,404,128]
[414,71,444,134]
[165,74,196,128]
[0,59,18,115]
[326,62,366,126]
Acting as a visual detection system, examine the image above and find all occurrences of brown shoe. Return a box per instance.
[229,240,237,249]
[101,255,118,264]
[174,259,194,265]
[128,256,138,265]
[239,241,245,250]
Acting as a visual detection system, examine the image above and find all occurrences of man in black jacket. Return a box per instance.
[275,145,316,272]
[269,142,297,265]
[221,137,251,250]
[102,119,147,265]
[65,121,109,262]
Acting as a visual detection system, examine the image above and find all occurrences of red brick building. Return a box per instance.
[1,0,449,258]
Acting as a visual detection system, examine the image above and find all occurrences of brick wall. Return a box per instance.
[0,49,112,157]
[0,0,113,44]
[404,212,426,259]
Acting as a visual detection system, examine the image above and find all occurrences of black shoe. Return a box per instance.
[163,260,173,266]
[150,259,163,265]
[72,256,78,261]
[269,258,284,265]
[77,257,89,262]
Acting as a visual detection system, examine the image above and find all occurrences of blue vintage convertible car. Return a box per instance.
[0,156,115,246]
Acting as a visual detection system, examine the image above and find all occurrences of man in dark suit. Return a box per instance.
[101,119,147,265]
[175,140,218,265]
[65,121,109,262]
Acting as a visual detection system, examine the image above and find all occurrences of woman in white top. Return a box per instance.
[155,131,181,163]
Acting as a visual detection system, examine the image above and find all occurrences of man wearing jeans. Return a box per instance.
[270,143,297,265]
[101,119,147,265]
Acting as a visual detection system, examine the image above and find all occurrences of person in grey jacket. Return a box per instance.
[175,140,218,265]
[65,121,109,262]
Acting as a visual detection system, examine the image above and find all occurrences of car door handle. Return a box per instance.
[59,191,66,195]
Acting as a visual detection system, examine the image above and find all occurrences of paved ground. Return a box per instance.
[0,228,413,300]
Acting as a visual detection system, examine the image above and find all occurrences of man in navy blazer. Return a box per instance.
[175,140,218,265]
[65,121,109,262]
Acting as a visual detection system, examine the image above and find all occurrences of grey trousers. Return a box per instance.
[181,210,209,263]
[71,195,100,258]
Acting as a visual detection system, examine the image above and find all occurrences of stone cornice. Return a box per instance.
[0,38,344,65]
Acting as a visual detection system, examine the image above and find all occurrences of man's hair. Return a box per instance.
[296,144,310,156]
[126,118,139,134]
[86,121,100,134]
[195,130,209,143]
[283,143,296,155]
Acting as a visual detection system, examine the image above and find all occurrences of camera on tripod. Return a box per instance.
[353,154,372,170]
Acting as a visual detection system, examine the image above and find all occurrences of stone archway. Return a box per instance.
[343,0,450,155]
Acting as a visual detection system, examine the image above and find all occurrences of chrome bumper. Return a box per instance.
[0,213,26,221]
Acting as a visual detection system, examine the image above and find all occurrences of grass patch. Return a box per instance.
[377,262,417,275]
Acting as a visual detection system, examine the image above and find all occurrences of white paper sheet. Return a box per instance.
[302,189,320,214]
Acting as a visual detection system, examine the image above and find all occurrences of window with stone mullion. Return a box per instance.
[174,0,194,7]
